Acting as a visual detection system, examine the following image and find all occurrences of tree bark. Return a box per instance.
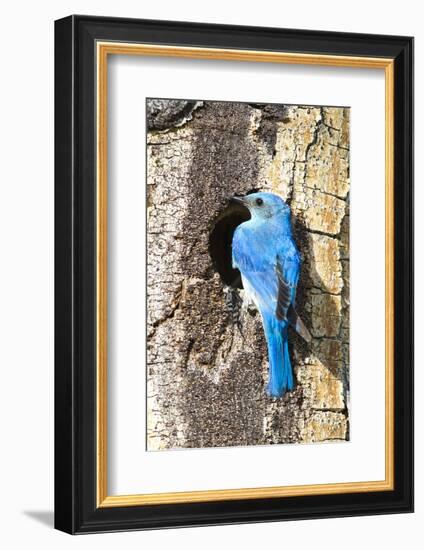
[146,100,350,450]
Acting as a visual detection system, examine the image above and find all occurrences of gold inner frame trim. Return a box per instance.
[96,41,395,508]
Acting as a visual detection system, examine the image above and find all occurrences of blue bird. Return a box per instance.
[232,192,311,398]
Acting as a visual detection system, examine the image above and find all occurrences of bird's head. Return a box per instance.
[232,192,290,220]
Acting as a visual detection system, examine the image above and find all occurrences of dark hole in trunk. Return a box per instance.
[209,202,251,288]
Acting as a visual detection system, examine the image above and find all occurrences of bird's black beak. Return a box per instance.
[231,196,247,205]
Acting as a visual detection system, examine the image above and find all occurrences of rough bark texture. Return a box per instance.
[146,100,350,450]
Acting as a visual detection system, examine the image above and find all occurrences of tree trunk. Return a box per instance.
[146,99,350,450]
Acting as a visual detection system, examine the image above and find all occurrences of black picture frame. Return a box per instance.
[55,15,414,534]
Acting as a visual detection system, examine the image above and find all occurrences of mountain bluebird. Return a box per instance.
[232,192,310,398]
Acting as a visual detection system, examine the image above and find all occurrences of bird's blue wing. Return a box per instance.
[275,240,300,321]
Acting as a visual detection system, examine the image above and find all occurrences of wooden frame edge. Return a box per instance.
[96,41,395,508]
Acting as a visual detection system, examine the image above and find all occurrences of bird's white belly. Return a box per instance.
[241,274,276,315]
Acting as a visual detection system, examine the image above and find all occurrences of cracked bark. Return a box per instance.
[146,100,350,450]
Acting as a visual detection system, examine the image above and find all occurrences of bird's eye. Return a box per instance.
[256,198,264,206]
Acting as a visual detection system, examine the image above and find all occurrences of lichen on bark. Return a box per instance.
[146,99,350,450]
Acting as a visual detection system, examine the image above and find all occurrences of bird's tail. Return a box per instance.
[262,315,293,398]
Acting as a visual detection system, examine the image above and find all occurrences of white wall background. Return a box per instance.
[0,1,420,548]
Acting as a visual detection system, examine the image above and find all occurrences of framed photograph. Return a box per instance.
[54,15,413,534]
